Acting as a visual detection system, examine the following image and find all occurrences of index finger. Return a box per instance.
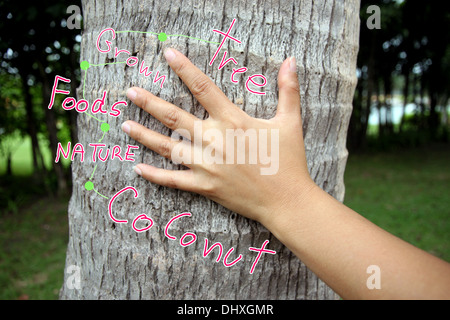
[163,48,235,119]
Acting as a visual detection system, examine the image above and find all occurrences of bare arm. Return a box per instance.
[265,184,450,299]
[122,48,450,299]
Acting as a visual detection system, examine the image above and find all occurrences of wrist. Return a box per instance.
[259,179,324,241]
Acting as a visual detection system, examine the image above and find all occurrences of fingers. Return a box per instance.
[122,120,193,166]
[134,164,198,192]
[275,57,301,118]
[163,48,236,119]
[127,87,198,136]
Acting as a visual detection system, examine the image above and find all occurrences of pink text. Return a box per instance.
[210,19,267,95]
[55,142,139,163]
[48,75,126,117]
[107,186,276,274]
[96,28,166,88]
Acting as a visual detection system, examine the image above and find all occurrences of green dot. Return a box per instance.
[80,61,90,70]
[84,181,94,191]
[101,122,110,132]
[158,32,168,42]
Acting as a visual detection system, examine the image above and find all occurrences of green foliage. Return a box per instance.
[0,72,26,141]
[0,193,69,300]
[349,1,450,151]
[0,0,81,192]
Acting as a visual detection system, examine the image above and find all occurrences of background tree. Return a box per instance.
[348,0,450,151]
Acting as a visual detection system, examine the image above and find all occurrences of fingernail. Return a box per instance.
[164,48,176,63]
[121,122,131,134]
[289,56,297,73]
[133,166,142,176]
[127,88,137,100]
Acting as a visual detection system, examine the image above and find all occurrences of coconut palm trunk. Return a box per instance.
[60,0,359,300]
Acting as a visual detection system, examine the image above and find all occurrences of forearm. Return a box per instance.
[263,184,450,300]
[125,50,450,299]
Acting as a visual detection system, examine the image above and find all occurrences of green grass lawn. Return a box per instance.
[344,144,450,262]
[0,144,448,299]
[0,195,69,300]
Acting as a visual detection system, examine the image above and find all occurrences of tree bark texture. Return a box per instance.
[60,0,360,300]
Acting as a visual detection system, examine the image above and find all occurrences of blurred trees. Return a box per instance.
[348,0,450,151]
[0,0,82,194]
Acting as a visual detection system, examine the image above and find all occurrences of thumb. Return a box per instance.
[275,57,301,118]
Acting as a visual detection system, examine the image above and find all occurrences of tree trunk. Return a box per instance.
[363,32,376,148]
[6,151,12,176]
[20,73,44,175]
[399,70,410,133]
[38,60,68,195]
[60,0,359,300]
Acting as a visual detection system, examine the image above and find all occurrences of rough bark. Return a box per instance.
[60,0,359,300]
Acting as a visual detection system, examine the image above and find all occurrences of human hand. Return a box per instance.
[121,48,316,227]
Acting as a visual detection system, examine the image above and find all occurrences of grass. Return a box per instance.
[0,143,448,299]
[344,143,450,262]
[0,194,69,300]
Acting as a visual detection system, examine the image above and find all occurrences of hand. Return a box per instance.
[121,48,450,299]
[121,48,316,226]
